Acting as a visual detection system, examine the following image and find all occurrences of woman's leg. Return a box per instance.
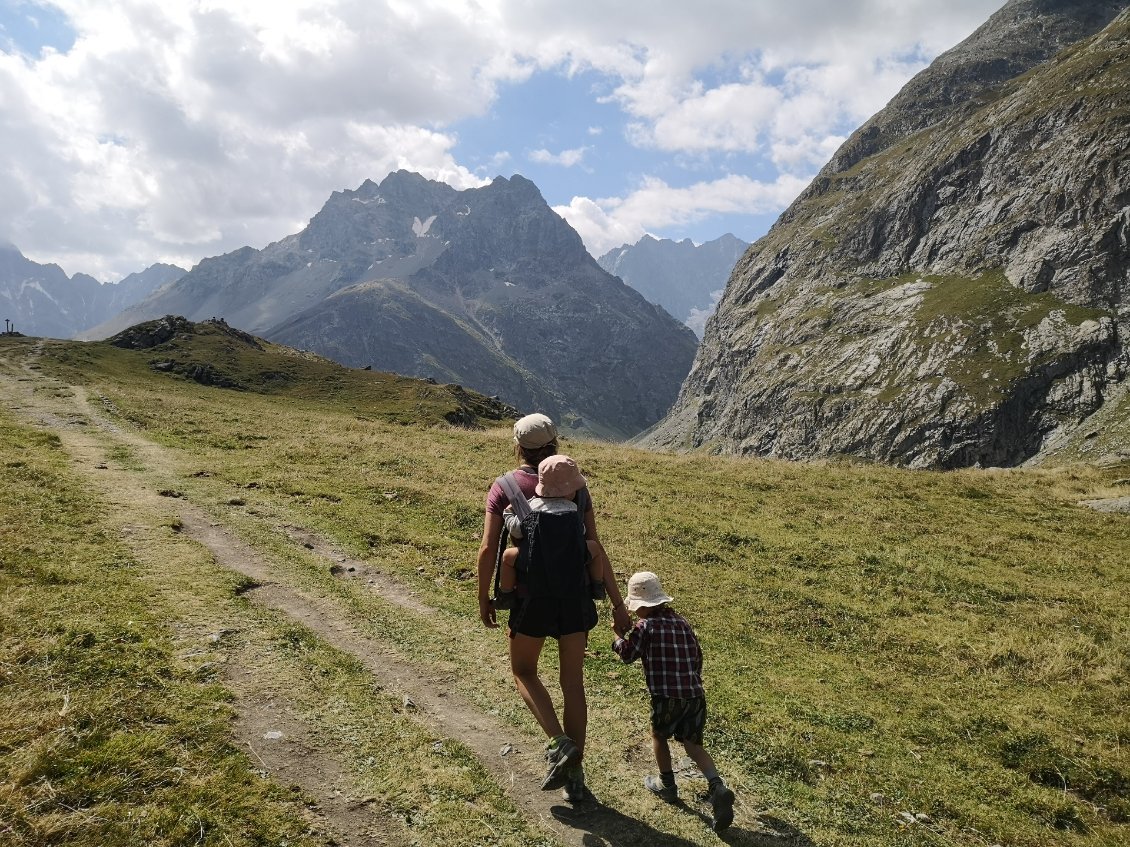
[509,633,563,738]
[557,631,589,753]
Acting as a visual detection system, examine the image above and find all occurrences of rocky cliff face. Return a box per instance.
[597,234,748,335]
[97,172,698,438]
[644,0,1129,468]
[0,244,183,339]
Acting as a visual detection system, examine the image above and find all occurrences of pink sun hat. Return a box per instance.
[535,454,587,498]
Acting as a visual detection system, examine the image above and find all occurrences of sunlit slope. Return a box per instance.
[39,315,518,427]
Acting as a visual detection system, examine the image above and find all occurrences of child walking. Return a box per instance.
[612,571,736,832]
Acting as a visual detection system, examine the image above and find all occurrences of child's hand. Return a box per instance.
[612,605,632,637]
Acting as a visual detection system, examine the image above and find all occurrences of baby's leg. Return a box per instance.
[500,546,519,592]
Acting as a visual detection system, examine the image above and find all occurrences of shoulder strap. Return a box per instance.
[493,524,510,597]
[491,472,526,601]
[496,471,532,521]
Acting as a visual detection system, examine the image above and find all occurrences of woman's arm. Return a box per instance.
[476,510,504,628]
[584,506,632,635]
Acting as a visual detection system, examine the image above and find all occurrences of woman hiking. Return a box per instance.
[476,413,631,803]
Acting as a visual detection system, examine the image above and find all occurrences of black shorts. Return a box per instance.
[650,694,707,745]
[508,596,598,639]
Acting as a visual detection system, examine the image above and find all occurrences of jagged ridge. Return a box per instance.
[645,0,1130,468]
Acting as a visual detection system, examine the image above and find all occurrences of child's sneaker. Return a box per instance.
[643,774,678,803]
[708,781,735,832]
[492,589,516,610]
[590,581,606,601]
[541,736,580,790]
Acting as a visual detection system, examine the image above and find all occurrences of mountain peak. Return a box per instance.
[484,173,544,202]
[379,169,431,189]
[596,233,748,336]
[820,0,1128,179]
[83,171,697,437]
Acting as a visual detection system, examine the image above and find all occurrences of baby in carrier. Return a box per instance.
[494,454,607,609]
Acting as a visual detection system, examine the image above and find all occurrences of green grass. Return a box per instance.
[43,320,516,428]
[5,335,1130,845]
[0,397,555,847]
[0,414,320,846]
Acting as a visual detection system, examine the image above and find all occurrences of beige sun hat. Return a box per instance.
[625,571,674,612]
[535,455,587,498]
[513,413,558,449]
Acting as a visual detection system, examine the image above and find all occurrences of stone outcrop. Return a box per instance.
[109,315,520,426]
[644,0,1130,468]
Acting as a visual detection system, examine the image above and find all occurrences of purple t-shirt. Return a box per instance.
[486,467,591,516]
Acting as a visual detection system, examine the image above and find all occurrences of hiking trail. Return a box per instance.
[0,341,791,847]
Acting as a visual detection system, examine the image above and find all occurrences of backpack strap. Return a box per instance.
[491,471,529,600]
[493,524,510,598]
[496,471,532,520]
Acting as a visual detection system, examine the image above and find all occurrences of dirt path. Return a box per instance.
[0,343,784,847]
[2,341,813,844]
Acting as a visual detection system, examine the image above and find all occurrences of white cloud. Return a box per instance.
[0,0,1005,279]
[528,146,589,167]
[2,0,502,278]
[555,172,811,258]
[686,288,724,336]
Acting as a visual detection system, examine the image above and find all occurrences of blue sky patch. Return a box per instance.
[0,2,75,57]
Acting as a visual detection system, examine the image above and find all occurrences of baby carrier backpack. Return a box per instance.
[492,472,590,602]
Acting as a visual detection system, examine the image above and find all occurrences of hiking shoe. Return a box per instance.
[708,782,735,832]
[644,774,678,803]
[541,737,580,790]
[492,589,516,610]
[561,767,594,804]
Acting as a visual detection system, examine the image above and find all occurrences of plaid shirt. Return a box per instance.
[613,607,705,699]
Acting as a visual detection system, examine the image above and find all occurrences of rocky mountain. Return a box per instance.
[644,0,1130,469]
[597,234,748,336]
[0,243,184,339]
[93,172,699,438]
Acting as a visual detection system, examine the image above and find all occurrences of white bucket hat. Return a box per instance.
[625,571,674,612]
[513,413,558,449]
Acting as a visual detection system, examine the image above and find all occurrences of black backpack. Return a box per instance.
[493,472,590,601]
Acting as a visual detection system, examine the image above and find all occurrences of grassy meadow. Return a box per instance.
[2,333,1129,846]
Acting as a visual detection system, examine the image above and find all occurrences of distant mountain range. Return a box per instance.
[646,0,1130,468]
[597,234,748,336]
[0,244,184,339]
[85,172,699,439]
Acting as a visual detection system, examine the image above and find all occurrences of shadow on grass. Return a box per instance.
[550,798,813,846]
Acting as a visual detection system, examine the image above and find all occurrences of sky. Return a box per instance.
[0,0,1005,282]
